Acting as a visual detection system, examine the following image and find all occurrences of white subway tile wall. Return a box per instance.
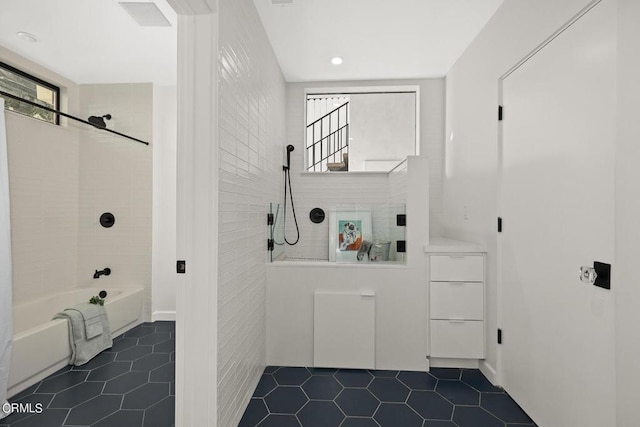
[78,83,153,320]
[217,0,286,425]
[6,115,80,305]
[421,79,446,237]
[6,81,153,317]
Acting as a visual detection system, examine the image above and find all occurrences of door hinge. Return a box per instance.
[267,213,274,225]
[498,217,503,233]
[498,105,503,121]
[176,260,186,274]
[267,239,274,251]
[498,328,503,344]
[396,214,406,226]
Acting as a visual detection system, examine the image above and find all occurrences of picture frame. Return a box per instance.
[328,209,373,262]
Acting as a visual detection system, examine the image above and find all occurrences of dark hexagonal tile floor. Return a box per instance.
[335,388,379,417]
[240,367,537,427]
[264,386,308,414]
[4,323,536,427]
[297,401,344,427]
[273,367,310,386]
[1,321,175,427]
[302,375,343,400]
[368,377,410,402]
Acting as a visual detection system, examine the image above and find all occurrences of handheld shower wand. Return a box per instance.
[282,145,299,245]
[284,144,295,170]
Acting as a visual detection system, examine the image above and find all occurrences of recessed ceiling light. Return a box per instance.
[16,31,38,43]
[331,56,343,65]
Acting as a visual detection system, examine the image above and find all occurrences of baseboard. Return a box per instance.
[479,360,499,386]
[428,358,480,369]
[152,311,176,322]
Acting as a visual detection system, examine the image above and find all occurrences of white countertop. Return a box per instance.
[423,237,487,253]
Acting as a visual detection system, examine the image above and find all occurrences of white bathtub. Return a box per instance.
[7,287,144,397]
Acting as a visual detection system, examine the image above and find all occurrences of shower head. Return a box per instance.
[87,114,112,129]
[285,145,295,170]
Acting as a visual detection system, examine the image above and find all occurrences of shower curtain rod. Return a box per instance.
[0,90,149,146]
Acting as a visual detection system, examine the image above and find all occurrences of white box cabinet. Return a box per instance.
[314,292,376,369]
[427,252,485,359]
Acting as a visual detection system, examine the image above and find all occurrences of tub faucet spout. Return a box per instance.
[93,268,111,279]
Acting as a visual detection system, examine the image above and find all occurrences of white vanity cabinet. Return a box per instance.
[425,239,486,360]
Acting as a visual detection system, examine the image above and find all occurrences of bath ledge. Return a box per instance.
[267,260,408,269]
[423,237,487,253]
[299,171,393,176]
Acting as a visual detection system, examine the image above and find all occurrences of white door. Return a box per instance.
[500,1,616,426]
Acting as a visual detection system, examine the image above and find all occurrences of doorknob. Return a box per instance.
[579,266,598,285]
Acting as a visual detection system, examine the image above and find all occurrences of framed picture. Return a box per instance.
[328,210,372,262]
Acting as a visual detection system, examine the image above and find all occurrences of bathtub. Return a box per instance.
[7,287,144,397]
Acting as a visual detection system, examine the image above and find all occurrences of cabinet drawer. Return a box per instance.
[430,320,484,359]
[429,255,484,282]
[430,282,483,320]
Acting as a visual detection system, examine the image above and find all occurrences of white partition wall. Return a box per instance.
[173,3,220,426]
[266,157,430,371]
[0,100,13,419]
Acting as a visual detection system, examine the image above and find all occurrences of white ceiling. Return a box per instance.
[0,0,504,86]
[253,0,505,82]
[0,0,177,85]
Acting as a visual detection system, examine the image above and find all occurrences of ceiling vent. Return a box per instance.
[119,2,171,27]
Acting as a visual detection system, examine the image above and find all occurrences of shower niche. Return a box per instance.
[268,202,406,264]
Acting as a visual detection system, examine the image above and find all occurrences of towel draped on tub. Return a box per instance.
[53,303,112,366]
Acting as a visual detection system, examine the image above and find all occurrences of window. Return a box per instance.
[305,86,419,173]
[0,61,60,125]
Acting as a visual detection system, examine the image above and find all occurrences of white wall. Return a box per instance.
[444,0,600,381]
[286,78,444,261]
[78,83,153,321]
[2,45,155,322]
[267,156,430,371]
[615,0,640,425]
[267,265,428,370]
[6,118,80,305]
[2,46,80,306]
[173,10,220,427]
[152,85,177,321]
[216,0,286,425]
[2,45,157,322]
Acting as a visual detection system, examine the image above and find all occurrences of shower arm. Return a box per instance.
[0,90,149,146]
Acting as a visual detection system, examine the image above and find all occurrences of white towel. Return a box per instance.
[68,303,104,339]
[53,303,112,366]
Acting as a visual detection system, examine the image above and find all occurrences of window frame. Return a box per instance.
[0,60,61,125]
[303,85,421,173]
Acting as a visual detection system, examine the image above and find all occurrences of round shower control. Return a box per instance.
[100,212,115,228]
[309,208,325,224]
